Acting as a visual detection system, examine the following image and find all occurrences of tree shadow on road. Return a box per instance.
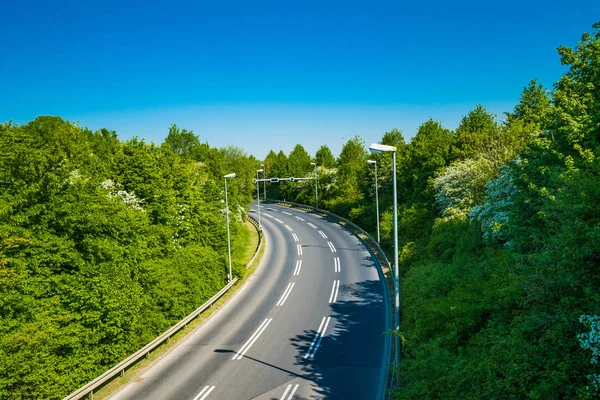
[289,255,389,399]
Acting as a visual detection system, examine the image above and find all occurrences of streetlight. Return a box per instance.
[261,164,266,201]
[368,143,398,368]
[224,172,236,282]
[367,159,380,244]
[311,162,318,208]
[256,169,263,230]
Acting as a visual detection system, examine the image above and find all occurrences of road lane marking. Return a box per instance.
[307,222,317,229]
[285,225,293,231]
[334,257,340,272]
[297,244,303,255]
[276,283,295,306]
[327,241,337,252]
[232,318,273,360]
[264,213,273,218]
[275,218,284,224]
[295,216,305,221]
[305,317,331,359]
[328,280,340,303]
[292,233,299,242]
[293,260,302,276]
[318,230,327,239]
[281,384,299,400]
[282,211,292,215]
[193,386,215,400]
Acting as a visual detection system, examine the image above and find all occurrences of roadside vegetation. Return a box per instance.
[263,23,600,398]
[0,120,259,398]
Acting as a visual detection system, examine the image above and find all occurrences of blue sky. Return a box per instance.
[1,0,598,158]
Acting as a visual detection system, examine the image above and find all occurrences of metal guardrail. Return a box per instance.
[64,214,263,400]
[265,199,398,399]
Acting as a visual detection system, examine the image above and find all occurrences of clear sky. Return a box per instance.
[1,0,598,159]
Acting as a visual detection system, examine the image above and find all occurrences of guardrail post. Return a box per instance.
[120,369,124,378]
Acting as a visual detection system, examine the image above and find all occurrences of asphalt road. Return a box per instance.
[110,203,390,400]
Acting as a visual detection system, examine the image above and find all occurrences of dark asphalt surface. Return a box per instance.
[110,203,390,400]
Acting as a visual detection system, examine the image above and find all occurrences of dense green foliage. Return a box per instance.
[0,119,258,398]
[264,23,600,398]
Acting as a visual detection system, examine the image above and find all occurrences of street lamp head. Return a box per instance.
[367,159,377,164]
[369,143,396,153]
[257,169,264,173]
[224,173,236,179]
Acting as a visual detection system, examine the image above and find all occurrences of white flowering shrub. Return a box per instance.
[578,315,600,394]
[68,169,84,184]
[100,179,145,211]
[469,165,516,244]
[433,157,494,218]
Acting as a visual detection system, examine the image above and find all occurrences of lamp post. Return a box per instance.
[256,169,263,229]
[224,172,236,282]
[367,159,380,244]
[311,162,318,208]
[261,164,266,201]
[368,143,398,368]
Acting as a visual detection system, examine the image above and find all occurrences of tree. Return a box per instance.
[451,105,502,161]
[315,145,336,168]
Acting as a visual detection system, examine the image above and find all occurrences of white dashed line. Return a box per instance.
[307,223,317,229]
[232,319,273,360]
[328,280,340,303]
[281,384,299,400]
[305,317,331,359]
[285,225,293,231]
[295,216,305,221]
[297,244,303,256]
[293,260,302,276]
[275,218,284,224]
[318,230,327,239]
[282,211,292,215]
[192,386,215,400]
[327,241,337,253]
[292,233,299,242]
[276,283,295,306]
[334,257,340,272]
[264,213,273,218]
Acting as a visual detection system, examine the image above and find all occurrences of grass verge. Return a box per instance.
[92,221,264,399]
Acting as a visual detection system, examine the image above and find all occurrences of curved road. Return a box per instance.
[110,203,390,400]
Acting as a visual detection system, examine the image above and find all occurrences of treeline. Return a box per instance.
[0,119,258,398]
[263,23,600,398]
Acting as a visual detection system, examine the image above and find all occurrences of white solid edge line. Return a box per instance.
[310,317,331,359]
[288,384,299,399]
[328,281,336,303]
[280,385,292,400]
[232,319,270,360]
[277,283,294,306]
[304,317,326,358]
[236,318,273,359]
[199,386,215,400]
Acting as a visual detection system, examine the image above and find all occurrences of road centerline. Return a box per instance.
[232,318,273,360]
